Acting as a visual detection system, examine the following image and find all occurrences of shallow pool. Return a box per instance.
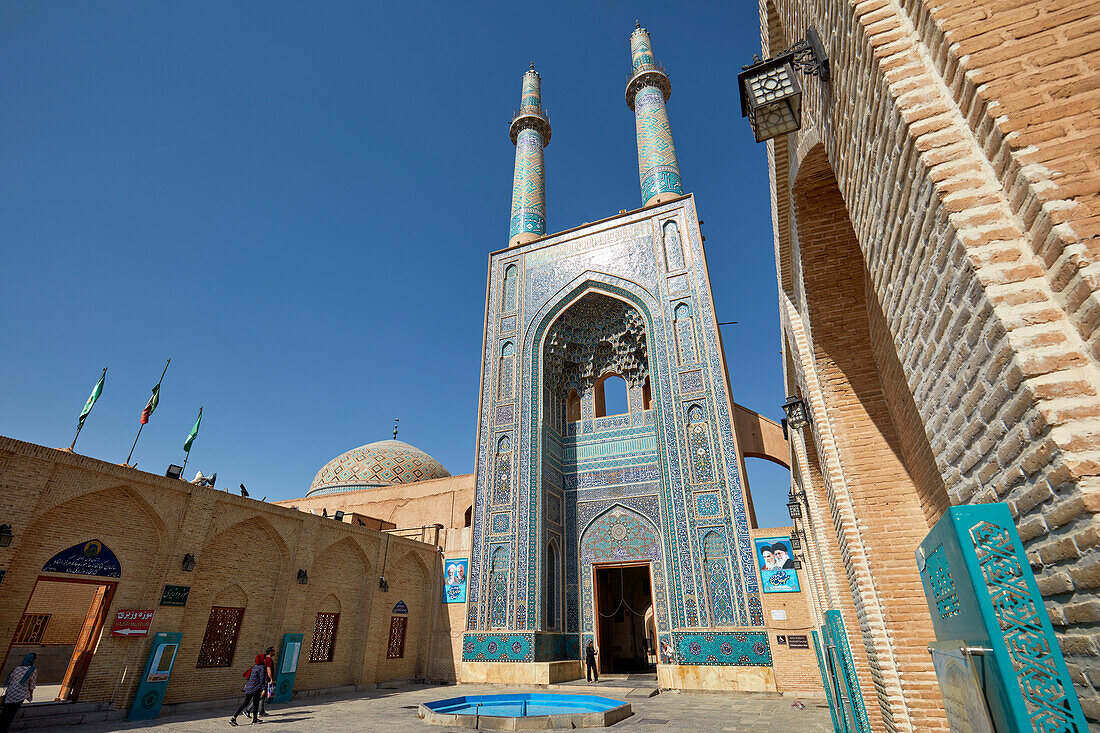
[424,693,622,717]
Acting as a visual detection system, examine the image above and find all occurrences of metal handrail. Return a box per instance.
[628,63,669,80]
[512,107,550,124]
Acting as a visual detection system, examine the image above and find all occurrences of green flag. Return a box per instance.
[78,368,107,430]
[184,407,202,453]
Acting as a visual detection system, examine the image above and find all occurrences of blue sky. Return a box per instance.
[0,2,793,526]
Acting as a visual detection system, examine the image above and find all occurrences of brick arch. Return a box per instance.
[318,593,341,614]
[205,514,291,562]
[22,484,164,579]
[36,482,169,549]
[213,583,247,607]
[793,142,948,729]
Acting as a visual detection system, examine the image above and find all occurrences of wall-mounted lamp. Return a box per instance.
[786,494,803,520]
[738,26,830,143]
[181,553,196,572]
[789,534,802,551]
[379,577,389,592]
[333,511,345,522]
[792,559,803,570]
[166,464,183,480]
[781,395,811,431]
[0,524,12,547]
[297,569,308,585]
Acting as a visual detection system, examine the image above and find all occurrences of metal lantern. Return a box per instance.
[181,553,196,572]
[0,524,12,547]
[789,534,802,551]
[297,569,308,585]
[782,395,811,430]
[739,26,830,143]
[738,57,803,143]
[787,495,803,520]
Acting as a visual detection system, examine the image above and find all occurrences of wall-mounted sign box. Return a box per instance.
[159,585,190,607]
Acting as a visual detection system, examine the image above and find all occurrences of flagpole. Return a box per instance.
[181,448,191,478]
[180,406,202,480]
[125,358,170,467]
[70,366,107,451]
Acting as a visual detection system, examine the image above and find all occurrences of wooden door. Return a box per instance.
[58,583,114,701]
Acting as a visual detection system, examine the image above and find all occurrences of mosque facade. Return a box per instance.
[461,26,778,691]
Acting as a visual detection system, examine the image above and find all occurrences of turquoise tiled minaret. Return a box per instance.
[509,65,551,247]
[626,23,683,206]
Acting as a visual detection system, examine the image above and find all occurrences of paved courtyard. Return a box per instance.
[38,683,834,733]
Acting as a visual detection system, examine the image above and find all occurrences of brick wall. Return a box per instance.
[763,0,1100,727]
[0,436,446,711]
[753,526,824,695]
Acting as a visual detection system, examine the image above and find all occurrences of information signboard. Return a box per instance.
[111,609,155,637]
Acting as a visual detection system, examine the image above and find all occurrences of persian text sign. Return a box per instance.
[111,609,155,637]
[43,540,121,578]
[159,585,190,607]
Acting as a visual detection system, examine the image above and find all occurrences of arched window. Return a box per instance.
[489,547,509,629]
[674,303,697,365]
[546,542,559,629]
[566,389,581,422]
[702,531,735,626]
[642,376,652,410]
[493,435,512,505]
[503,264,518,311]
[595,374,628,417]
[663,220,685,271]
[499,341,515,400]
[463,506,473,528]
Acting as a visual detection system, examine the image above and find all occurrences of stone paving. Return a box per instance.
[40,683,834,733]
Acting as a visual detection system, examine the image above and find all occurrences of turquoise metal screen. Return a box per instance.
[917,503,1087,732]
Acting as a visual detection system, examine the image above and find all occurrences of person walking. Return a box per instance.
[229,654,267,726]
[585,640,599,683]
[256,646,276,717]
[1,654,38,733]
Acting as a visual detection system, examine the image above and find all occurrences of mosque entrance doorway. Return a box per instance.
[1,577,116,703]
[593,564,656,674]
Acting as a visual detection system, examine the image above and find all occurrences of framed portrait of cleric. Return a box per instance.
[755,537,800,593]
[443,558,468,603]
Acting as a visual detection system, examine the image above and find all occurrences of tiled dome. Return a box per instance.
[307,440,451,497]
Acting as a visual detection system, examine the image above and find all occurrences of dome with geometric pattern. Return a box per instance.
[307,439,451,497]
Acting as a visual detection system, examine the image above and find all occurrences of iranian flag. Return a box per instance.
[140,384,160,424]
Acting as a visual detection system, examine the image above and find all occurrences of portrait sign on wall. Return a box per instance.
[755,536,800,593]
[443,558,468,604]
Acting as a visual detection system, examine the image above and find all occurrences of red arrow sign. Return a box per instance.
[111,609,154,637]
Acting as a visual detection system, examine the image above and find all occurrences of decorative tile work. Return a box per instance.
[687,405,716,484]
[499,341,515,401]
[662,220,685,272]
[467,197,762,640]
[509,68,547,240]
[633,84,682,204]
[489,546,510,629]
[674,302,697,365]
[496,403,514,425]
[702,531,735,626]
[679,369,703,393]
[491,512,510,535]
[672,631,771,666]
[462,633,533,662]
[668,274,688,294]
[308,440,450,496]
[582,508,658,560]
[825,611,871,732]
[502,265,518,313]
[500,315,517,333]
[533,632,580,661]
[695,492,721,517]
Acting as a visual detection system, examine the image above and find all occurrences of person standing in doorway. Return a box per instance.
[585,640,599,683]
[229,654,267,726]
[1,653,38,733]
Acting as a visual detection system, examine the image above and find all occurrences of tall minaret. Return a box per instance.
[508,65,551,247]
[626,23,683,206]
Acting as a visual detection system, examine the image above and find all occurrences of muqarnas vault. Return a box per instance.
[463,25,773,691]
